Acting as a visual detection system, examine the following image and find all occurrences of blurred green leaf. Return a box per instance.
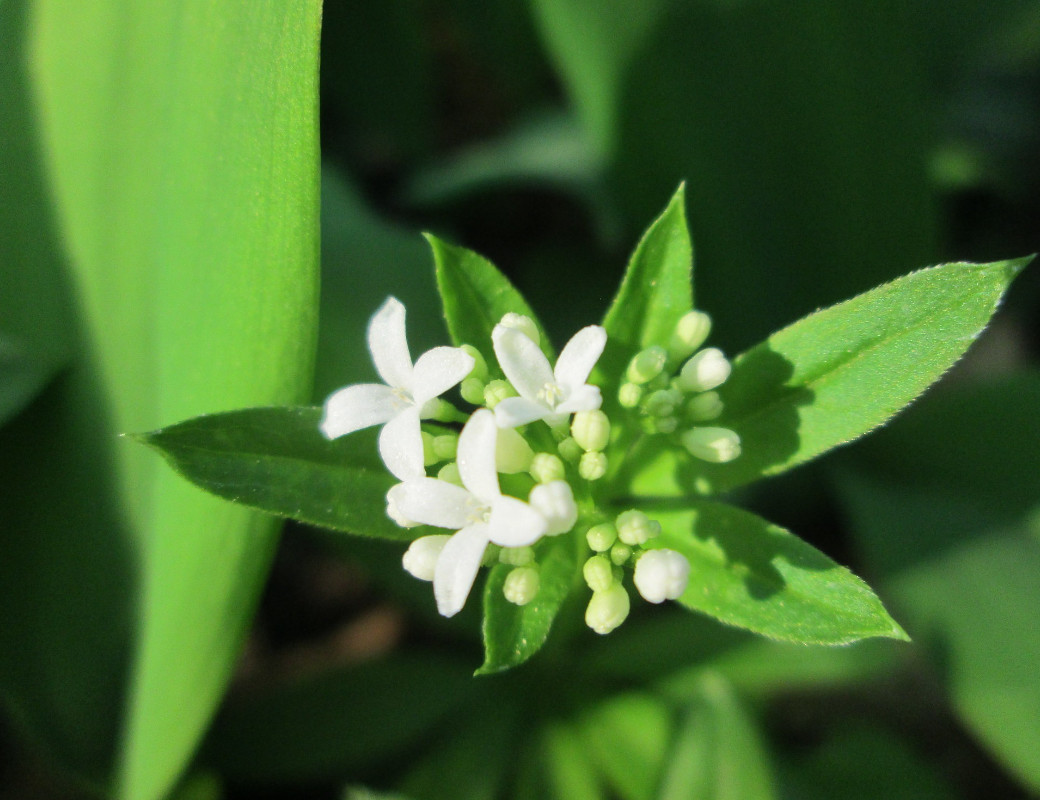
[478,533,582,675]
[0,333,60,426]
[542,721,606,800]
[627,257,1031,497]
[136,407,409,541]
[576,693,671,800]
[654,502,907,645]
[430,235,552,368]
[203,653,476,785]
[657,672,775,800]
[29,2,322,798]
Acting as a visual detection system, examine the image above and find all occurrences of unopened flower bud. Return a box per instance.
[616,509,656,546]
[610,542,633,565]
[669,310,712,361]
[496,426,534,473]
[484,379,517,409]
[682,427,741,463]
[586,522,617,552]
[678,348,731,393]
[460,377,486,405]
[654,416,678,434]
[618,382,643,408]
[645,388,682,418]
[402,535,451,581]
[626,346,667,384]
[530,452,566,484]
[634,549,691,603]
[579,451,608,481]
[460,344,489,382]
[686,390,723,421]
[421,431,438,466]
[529,480,578,535]
[432,433,458,461]
[572,409,611,452]
[499,545,535,566]
[499,313,540,346]
[558,436,583,463]
[585,583,630,634]
[437,462,463,486]
[503,566,540,605]
[583,555,615,592]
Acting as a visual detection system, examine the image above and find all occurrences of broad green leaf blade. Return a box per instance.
[478,533,582,674]
[0,333,60,427]
[542,721,607,800]
[576,693,671,800]
[30,3,322,798]
[655,502,907,644]
[136,407,408,541]
[202,652,475,785]
[429,234,552,369]
[601,183,693,352]
[689,257,1031,495]
[657,672,775,800]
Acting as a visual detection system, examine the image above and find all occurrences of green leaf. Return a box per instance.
[576,693,671,800]
[654,502,907,645]
[429,234,552,368]
[478,533,582,675]
[136,407,408,541]
[687,257,1031,495]
[542,721,606,800]
[0,334,60,426]
[657,672,775,800]
[29,3,322,798]
[202,652,475,784]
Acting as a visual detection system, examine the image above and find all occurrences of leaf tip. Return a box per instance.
[1005,253,1035,281]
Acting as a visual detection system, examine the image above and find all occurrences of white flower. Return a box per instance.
[492,322,607,428]
[388,410,549,617]
[634,549,691,604]
[320,297,474,481]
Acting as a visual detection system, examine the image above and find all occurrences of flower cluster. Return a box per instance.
[321,296,740,634]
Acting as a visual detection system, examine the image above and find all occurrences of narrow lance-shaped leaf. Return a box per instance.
[625,257,1032,497]
[478,533,582,675]
[429,234,553,370]
[135,407,410,541]
[653,501,908,645]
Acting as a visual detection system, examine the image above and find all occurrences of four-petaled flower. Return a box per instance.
[492,323,607,428]
[320,297,474,480]
[388,409,549,616]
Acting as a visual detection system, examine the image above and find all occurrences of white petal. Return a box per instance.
[368,297,413,389]
[434,524,490,617]
[528,480,578,535]
[402,535,452,581]
[554,325,606,388]
[320,383,399,439]
[388,478,474,529]
[411,346,475,405]
[492,325,554,401]
[378,406,425,480]
[493,396,550,428]
[555,384,602,415]
[456,409,500,503]
[488,495,548,547]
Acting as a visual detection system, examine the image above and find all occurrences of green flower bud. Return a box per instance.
[678,348,731,393]
[616,509,655,546]
[682,426,741,463]
[586,522,618,552]
[499,546,535,566]
[530,452,566,484]
[618,382,643,408]
[421,431,438,466]
[432,433,458,461]
[484,379,517,409]
[558,436,583,464]
[585,583,630,634]
[610,542,633,566]
[583,555,615,593]
[645,388,682,418]
[503,566,540,605]
[686,390,723,421]
[669,310,712,361]
[579,451,608,481]
[572,409,611,452]
[654,416,678,434]
[626,346,667,384]
[437,462,463,486]
[496,426,534,473]
[460,377,486,405]
[460,344,489,382]
[499,312,540,345]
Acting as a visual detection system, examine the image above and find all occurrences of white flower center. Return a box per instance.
[536,381,564,409]
[389,386,413,411]
[463,495,491,525]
